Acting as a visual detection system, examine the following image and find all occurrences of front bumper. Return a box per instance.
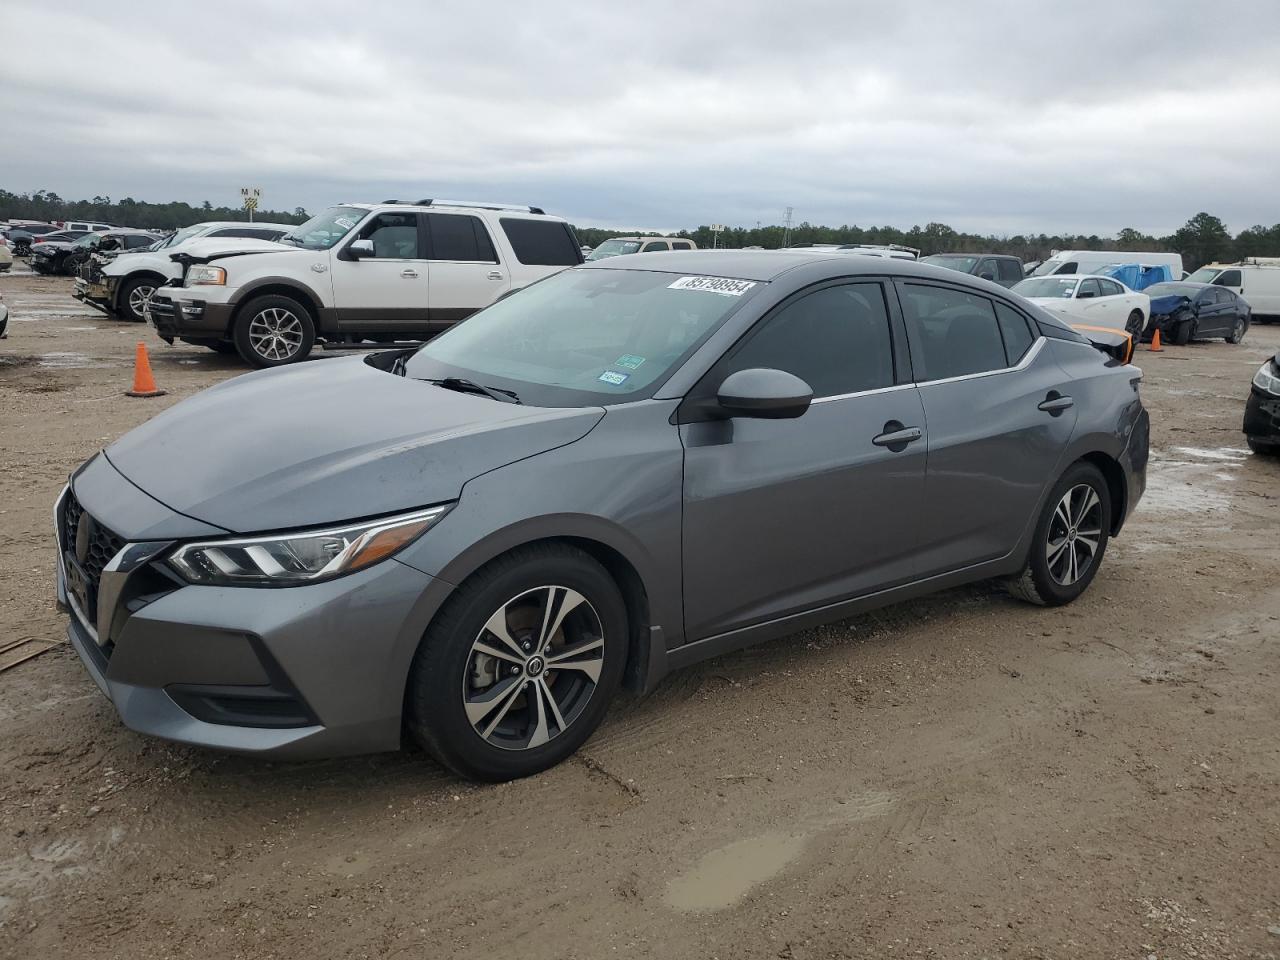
[146,291,235,342]
[1244,388,1280,444]
[73,276,114,313]
[56,456,453,759]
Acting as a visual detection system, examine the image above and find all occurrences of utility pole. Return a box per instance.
[782,207,794,248]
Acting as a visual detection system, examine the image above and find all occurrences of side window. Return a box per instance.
[976,259,997,280]
[248,229,286,241]
[900,284,1008,381]
[428,214,496,263]
[671,241,694,250]
[124,235,153,249]
[723,283,895,398]
[1099,279,1124,296]
[1216,269,1242,287]
[995,302,1036,365]
[997,259,1022,283]
[1077,278,1102,299]
[214,228,259,239]
[358,212,420,259]
[641,241,669,253]
[1055,261,1078,275]
[498,218,580,266]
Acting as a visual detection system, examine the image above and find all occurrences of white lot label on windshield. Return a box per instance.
[668,276,757,297]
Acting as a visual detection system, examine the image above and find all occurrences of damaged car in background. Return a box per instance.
[32,228,160,276]
[1145,281,1251,345]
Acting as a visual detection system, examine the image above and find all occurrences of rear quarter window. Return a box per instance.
[499,218,583,266]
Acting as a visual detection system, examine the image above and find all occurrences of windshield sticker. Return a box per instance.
[598,370,630,386]
[668,276,757,297]
[614,354,646,370]
[334,217,356,230]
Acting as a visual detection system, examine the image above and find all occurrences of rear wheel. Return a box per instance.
[1125,310,1145,337]
[405,544,627,781]
[233,294,315,368]
[1008,462,1111,607]
[1226,316,1247,344]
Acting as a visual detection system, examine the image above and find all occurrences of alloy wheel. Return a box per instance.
[247,307,304,361]
[128,284,156,318]
[1046,483,1102,586]
[463,585,605,751]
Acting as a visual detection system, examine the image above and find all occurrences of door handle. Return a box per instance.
[872,421,923,450]
[1038,392,1074,415]
[487,270,504,281]
[401,268,420,279]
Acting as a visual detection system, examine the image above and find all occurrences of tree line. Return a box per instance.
[3,189,1276,272]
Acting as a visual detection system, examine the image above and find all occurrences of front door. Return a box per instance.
[895,281,1078,575]
[681,280,927,641]
[331,211,430,329]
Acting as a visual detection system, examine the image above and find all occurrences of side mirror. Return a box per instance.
[1078,290,1096,299]
[716,368,813,420]
[347,238,375,259]
[979,272,995,282]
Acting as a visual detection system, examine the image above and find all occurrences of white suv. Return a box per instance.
[146,201,583,366]
[76,221,293,322]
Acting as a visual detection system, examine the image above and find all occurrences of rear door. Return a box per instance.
[680,279,927,640]
[425,212,510,329]
[331,210,429,329]
[896,281,1077,575]
[1196,289,1230,335]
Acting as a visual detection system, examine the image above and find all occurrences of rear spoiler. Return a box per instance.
[1070,324,1134,364]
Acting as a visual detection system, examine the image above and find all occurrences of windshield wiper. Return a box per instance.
[427,377,521,404]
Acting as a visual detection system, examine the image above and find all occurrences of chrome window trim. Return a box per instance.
[810,382,917,405]
[914,335,1046,387]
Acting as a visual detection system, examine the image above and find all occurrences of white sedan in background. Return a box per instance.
[1012,275,1150,337]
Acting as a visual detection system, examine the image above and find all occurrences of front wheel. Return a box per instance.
[1007,462,1111,606]
[233,294,315,368]
[406,544,627,781]
[1125,310,1145,337]
[118,276,160,323]
[1172,318,1193,345]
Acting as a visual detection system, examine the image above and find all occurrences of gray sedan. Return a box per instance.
[55,251,1149,781]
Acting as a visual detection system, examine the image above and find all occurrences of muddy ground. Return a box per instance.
[0,268,1278,960]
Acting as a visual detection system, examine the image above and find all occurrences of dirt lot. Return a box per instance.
[1,267,1278,960]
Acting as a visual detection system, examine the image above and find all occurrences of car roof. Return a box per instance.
[579,249,1032,286]
[338,200,565,221]
[602,236,689,242]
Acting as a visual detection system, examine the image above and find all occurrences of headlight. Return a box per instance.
[166,505,451,586]
[1253,361,1280,396]
[186,265,226,286]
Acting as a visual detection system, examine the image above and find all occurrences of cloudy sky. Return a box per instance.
[5,1,1280,236]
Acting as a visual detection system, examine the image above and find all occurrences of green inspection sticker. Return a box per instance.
[614,354,646,370]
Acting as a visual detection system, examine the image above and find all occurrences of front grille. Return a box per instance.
[61,490,126,631]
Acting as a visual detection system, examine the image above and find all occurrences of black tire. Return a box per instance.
[1007,462,1112,607]
[205,341,238,354]
[117,276,162,323]
[1125,310,1145,337]
[1247,437,1278,456]
[406,543,628,782]
[1226,316,1248,344]
[1172,318,1193,346]
[232,294,315,368]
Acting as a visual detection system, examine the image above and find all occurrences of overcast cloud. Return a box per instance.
[4,0,1280,235]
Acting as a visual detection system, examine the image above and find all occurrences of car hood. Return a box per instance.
[171,237,297,263]
[32,242,74,253]
[104,355,605,533]
[1149,294,1191,317]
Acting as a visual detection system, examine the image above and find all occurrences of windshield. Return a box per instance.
[71,233,101,249]
[921,255,980,272]
[281,205,364,250]
[160,224,207,249]
[403,268,762,407]
[585,239,643,261]
[1187,267,1221,283]
[1146,283,1200,298]
[1013,277,1079,298]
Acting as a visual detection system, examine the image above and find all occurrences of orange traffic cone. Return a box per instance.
[1149,328,1163,352]
[126,341,166,397]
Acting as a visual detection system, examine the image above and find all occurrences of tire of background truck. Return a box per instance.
[1125,310,1145,337]
[405,543,628,782]
[232,294,316,368]
[1247,437,1278,456]
[117,276,161,323]
[1226,317,1247,344]
[1172,318,1193,345]
[1007,461,1112,607]
[205,341,238,354]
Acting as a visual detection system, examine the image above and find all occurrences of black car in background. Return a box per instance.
[1145,281,1251,345]
[1244,353,1280,454]
[919,253,1026,288]
[4,223,69,256]
[31,230,159,276]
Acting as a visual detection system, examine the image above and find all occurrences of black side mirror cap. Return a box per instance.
[716,368,813,419]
